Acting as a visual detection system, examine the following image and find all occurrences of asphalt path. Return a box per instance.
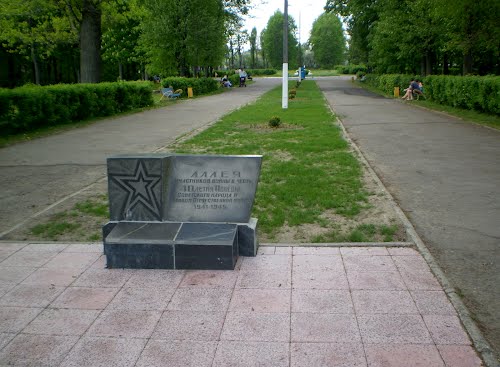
[0,78,281,236]
[318,76,500,361]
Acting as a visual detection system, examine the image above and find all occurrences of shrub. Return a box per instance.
[289,89,297,99]
[268,116,281,128]
[363,73,500,115]
[0,81,153,135]
[162,77,219,96]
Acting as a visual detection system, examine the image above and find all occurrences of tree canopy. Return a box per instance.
[325,0,500,75]
[261,10,299,69]
[309,12,346,68]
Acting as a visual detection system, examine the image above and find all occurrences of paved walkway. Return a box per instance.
[0,77,494,365]
[318,77,499,364]
[0,242,482,366]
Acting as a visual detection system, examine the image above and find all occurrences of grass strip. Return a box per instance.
[171,80,370,241]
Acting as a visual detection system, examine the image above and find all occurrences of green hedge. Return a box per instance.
[161,77,219,96]
[336,64,368,75]
[364,74,500,115]
[215,69,277,76]
[0,81,153,135]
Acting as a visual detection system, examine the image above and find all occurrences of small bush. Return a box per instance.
[289,89,297,99]
[162,77,219,96]
[268,116,281,128]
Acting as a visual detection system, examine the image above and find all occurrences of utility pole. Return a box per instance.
[282,0,288,109]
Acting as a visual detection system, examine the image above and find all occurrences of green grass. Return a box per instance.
[360,82,500,130]
[172,80,371,240]
[30,222,81,240]
[312,223,400,243]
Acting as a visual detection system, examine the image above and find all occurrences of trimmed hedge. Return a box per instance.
[364,74,500,115]
[336,64,368,75]
[0,81,153,135]
[161,77,219,97]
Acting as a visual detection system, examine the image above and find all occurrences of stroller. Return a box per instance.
[239,76,246,87]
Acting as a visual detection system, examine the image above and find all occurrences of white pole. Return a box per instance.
[282,63,288,109]
[282,0,288,109]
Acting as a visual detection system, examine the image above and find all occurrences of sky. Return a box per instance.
[243,0,328,48]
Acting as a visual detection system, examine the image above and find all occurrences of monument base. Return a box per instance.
[104,222,238,270]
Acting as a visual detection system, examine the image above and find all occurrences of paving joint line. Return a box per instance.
[323,87,497,367]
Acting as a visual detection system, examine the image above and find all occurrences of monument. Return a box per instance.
[102,154,262,270]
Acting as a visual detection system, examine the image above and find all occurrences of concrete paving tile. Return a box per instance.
[107,286,175,311]
[400,270,442,290]
[20,243,68,252]
[0,284,64,307]
[393,255,431,273]
[229,289,291,313]
[293,247,340,255]
[213,341,289,367]
[257,246,275,255]
[90,254,107,269]
[292,269,349,290]
[221,312,290,342]
[437,345,483,367]
[23,308,100,336]
[0,249,15,262]
[43,252,101,269]
[236,270,291,289]
[240,255,292,272]
[364,344,444,367]
[0,306,42,333]
[152,310,225,341]
[352,290,418,314]
[292,289,354,313]
[179,270,238,288]
[293,254,344,272]
[357,314,432,344]
[87,309,161,338]
[125,269,185,288]
[340,247,389,256]
[60,336,147,367]
[63,243,103,253]
[343,256,397,273]
[291,313,360,343]
[0,282,15,297]
[21,267,82,286]
[387,247,420,256]
[136,340,217,367]
[411,291,457,315]
[167,288,232,312]
[0,333,79,367]
[72,268,134,288]
[274,246,293,255]
[291,342,366,367]
[0,266,37,284]
[0,243,27,251]
[51,286,119,309]
[0,332,16,350]
[423,315,471,345]
[0,251,57,267]
[347,271,407,290]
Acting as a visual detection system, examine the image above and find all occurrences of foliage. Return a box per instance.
[364,74,500,115]
[326,0,500,75]
[0,81,153,135]
[336,64,367,75]
[268,116,281,128]
[309,12,346,68]
[261,10,299,69]
[161,77,219,96]
[248,27,257,69]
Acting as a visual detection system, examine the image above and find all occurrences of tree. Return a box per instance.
[249,27,257,68]
[262,10,298,69]
[309,12,346,68]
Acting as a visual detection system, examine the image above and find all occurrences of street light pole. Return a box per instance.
[282,0,288,109]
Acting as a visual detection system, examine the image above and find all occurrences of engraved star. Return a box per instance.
[111,161,161,220]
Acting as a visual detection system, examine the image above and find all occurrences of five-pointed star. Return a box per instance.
[112,161,161,220]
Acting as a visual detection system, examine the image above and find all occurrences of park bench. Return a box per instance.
[160,87,181,100]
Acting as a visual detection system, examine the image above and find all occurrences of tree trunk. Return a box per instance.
[443,53,449,75]
[80,0,102,83]
[119,62,123,80]
[31,43,40,85]
[463,51,473,75]
[425,52,432,76]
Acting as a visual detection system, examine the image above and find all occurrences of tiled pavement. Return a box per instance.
[0,243,483,367]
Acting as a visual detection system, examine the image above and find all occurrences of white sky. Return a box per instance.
[243,0,328,48]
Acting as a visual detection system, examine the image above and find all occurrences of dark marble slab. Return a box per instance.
[163,155,262,223]
[105,221,180,245]
[105,242,174,269]
[107,154,171,222]
[237,218,259,257]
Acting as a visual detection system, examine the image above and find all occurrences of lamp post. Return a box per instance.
[282,0,288,109]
